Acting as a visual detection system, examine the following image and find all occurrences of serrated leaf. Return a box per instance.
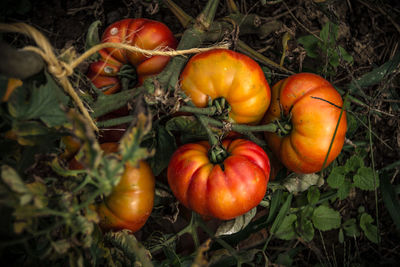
[353,167,379,191]
[338,46,353,63]
[8,72,69,127]
[345,155,364,173]
[312,205,341,231]
[297,35,319,58]
[360,213,379,244]
[320,21,338,44]
[327,166,346,189]
[343,218,360,238]
[283,173,324,193]
[1,165,29,194]
[337,179,352,200]
[215,208,256,237]
[307,186,320,205]
[296,219,314,242]
[275,214,297,240]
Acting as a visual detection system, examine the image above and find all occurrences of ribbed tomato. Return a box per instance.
[263,73,347,174]
[179,49,271,124]
[69,143,155,232]
[167,139,270,220]
[87,18,177,94]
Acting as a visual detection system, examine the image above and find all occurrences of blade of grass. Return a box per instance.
[380,171,400,232]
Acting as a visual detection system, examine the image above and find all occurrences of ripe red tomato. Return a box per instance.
[180,49,271,124]
[87,18,177,94]
[263,73,347,174]
[70,143,155,232]
[167,139,270,220]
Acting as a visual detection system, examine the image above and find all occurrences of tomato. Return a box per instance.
[70,143,155,232]
[179,49,271,124]
[87,18,177,94]
[167,139,270,220]
[263,73,347,174]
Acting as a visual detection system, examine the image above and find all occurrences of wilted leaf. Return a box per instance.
[360,213,379,244]
[215,208,257,237]
[165,116,208,142]
[85,20,102,53]
[52,239,71,254]
[105,230,153,267]
[353,167,379,191]
[1,165,28,194]
[312,205,341,231]
[283,173,324,193]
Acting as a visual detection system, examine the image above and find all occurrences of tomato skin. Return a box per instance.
[70,143,155,232]
[263,73,347,174]
[167,139,270,220]
[87,18,177,94]
[179,49,271,124]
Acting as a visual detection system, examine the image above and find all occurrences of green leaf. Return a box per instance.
[283,173,324,193]
[337,179,352,200]
[307,186,320,205]
[276,252,293,267]
[270,194,293,235]
[215,208,257,236]
[343,218,360,238]
[85,20,102,53]
[148,125,177,176]
[338,46,353,63]
[339,228,344,243]
[320,21,338,45]
[266,189,283,224]
[8,72,69,127]
[345,155,364,173]
[297,35,319,58]
[275,214,297,240]
[165,116,208,143]
[327,166,346,189]
[296,218,315,242]
[347,51,400,97]
[1,165,29,194]
[353,167,379,191]
[380,172,400,232]
[360,213,379,244]
[329,49,340,68]
[312,205,341,231]
[105,230,153,267]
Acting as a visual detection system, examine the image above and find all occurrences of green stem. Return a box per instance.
[179,105,217,116]
[97,115,133,128]
[237,40,294,74]
[197,0,220,29]
[163,0,193,27]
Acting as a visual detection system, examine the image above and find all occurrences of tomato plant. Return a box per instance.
[263,73,347,174]
[87,18,177,94]
[167,138,270,220]
[70,143,155,232]
[179,49,271,124]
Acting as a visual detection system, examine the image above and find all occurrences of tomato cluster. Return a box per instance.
[77,17,347,231]
[87,18,177,94]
